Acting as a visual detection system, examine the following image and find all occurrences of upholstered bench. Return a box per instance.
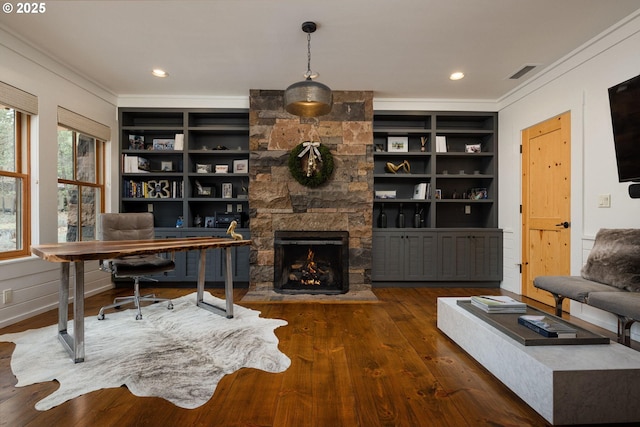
[534,228,640,345]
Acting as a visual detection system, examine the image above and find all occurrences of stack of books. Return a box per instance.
[470,295,527,313]
[518,315,577,338]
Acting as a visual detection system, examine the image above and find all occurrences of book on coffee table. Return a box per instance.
[518,315,577,338]
[470,296,527,313]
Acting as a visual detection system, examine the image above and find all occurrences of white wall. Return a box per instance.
[497,11,640,335]
[0,29,118,328]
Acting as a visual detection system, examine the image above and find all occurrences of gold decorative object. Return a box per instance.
[226,220,243,241]
[385,160,411,174]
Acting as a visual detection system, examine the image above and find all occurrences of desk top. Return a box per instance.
[31,237,251,262]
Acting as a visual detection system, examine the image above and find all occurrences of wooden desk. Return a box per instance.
[31,237,252,363]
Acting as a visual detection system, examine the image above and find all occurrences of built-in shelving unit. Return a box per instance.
[118,108,250,284]
[372,111,502,286]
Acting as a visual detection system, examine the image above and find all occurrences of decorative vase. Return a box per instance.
[397,203,405,228]
[414,204,421,228]
[378,203,388,228]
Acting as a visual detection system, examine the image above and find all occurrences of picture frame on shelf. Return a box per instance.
[152,139,175,150]
[216,164,229,174]
[194,180,213,197]
[128,135,145,150]
[465,143,482,153]
[204,216,216,228]
[196,163,211,174]
[387,136,408,152]
[233,159,248,173]
[435,189,442,199]
[161,161,173,172]
[222,183,233,199]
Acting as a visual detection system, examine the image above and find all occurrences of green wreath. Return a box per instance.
[288,142,334,188]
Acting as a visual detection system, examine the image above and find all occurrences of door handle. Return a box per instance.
[555,221,570,228]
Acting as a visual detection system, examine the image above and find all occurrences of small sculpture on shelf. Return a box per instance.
[420,136,427,152]
[226,220,243,241]
[176,216,183,228]
[385,160,411,174]
[194,214,202,228]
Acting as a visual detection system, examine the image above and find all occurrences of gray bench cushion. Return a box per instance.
[587,292,640,320]
[581,228,640,291]
[533,276,624,302]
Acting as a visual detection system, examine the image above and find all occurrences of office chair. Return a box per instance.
[97,212,175,320]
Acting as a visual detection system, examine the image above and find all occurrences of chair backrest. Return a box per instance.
[98,212,155,241]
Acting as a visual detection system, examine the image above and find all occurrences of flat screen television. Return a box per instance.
[608,73,640,182]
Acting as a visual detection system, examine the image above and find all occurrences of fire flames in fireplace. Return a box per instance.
[288,248,333,286]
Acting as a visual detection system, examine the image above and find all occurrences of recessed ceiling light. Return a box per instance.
[152,69,168,78]
[450,72,465,81]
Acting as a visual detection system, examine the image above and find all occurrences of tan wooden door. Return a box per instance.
[521,112,571,309]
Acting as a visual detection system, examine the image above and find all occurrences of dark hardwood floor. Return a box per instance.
[0,287,632,427]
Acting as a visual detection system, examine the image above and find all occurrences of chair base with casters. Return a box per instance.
[97,254,176,320]
[97,274,174,321]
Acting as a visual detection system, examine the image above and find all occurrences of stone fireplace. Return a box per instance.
[248,90,374,294]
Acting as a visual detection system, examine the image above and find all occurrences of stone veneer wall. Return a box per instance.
[248,89,374,292]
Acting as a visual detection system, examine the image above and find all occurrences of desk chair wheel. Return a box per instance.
[97,313,105,320]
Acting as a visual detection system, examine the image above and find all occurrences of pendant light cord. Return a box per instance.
[307,32,312,79]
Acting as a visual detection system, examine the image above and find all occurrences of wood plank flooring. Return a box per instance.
[0,287,631,427]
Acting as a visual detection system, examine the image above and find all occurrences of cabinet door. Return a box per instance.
[404,232,438,280]
[372,231,404,281]
[181,229,250,283]
[468,231,503,281]
[437,232,471,280]
[153,230,185,281]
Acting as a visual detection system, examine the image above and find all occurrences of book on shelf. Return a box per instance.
[436,135,447,153]
[413,182,427,199]
[470,295,527,313]
[518,315,577,338]
[174,133,184,150]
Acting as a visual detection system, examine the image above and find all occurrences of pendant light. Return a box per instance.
[284,21,333,117]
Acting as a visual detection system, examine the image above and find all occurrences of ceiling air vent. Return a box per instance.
[508,64,538,80]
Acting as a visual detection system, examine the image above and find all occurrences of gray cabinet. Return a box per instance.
[372,230,438,281]
[372,229,502,285]
[152,228,250,284]
[437,230,502,282]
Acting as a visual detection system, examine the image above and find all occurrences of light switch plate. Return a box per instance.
[598,194,611,208]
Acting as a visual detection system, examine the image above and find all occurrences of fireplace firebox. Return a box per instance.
[274,231,349,294]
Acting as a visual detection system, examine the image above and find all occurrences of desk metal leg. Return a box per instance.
[57,261,85,363]
[196,247,235,318]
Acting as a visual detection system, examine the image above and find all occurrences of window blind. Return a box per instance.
[58,106,111,141]
[0,81,38,115]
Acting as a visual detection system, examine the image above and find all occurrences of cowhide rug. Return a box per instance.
[0,292,290,411]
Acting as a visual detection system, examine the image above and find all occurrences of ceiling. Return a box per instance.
[1,0,640,101]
